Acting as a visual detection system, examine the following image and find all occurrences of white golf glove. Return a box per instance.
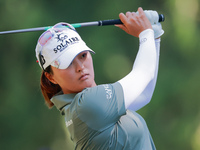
[136,10,159,24]
[152,23,164,38]
[144,10,159,24]
[136,10,164,38]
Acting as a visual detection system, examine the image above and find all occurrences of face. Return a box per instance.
[45,51,96,94]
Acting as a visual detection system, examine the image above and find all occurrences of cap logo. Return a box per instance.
[38,53,46,70]
[53,60,60,68]
[53,33,80,53]
[40,55,46,65]
[55,33,68,42]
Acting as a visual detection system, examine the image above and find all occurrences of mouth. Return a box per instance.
[79,74,89,81]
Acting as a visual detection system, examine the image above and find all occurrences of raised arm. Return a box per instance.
[122,38,161,111]
[116,7,164,111]
[118,29,156,111]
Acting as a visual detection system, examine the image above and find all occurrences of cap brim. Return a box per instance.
[51,43,94,69]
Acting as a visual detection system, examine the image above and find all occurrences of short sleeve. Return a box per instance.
[75,82,126,131]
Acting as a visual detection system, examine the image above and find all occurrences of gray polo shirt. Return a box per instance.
[51,82,156,150]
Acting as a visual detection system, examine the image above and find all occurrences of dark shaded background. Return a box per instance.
[0,0,200,149]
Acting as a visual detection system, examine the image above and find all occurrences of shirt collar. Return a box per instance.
[51,92,76,111]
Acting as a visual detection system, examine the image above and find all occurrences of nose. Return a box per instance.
[74,58,84,72]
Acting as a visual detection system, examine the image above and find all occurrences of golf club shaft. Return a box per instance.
[0,14,164,35]
[0,20,122,34]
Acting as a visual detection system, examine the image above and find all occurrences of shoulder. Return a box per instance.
[74,82,125,117]
[71,82,126,130]
[80,82,124,104]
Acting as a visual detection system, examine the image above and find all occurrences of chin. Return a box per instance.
[82,82,95,90]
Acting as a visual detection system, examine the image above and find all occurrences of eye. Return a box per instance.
[81,52,87,58]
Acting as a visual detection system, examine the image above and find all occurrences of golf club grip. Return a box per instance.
[99,19,122,26]
[99,14,165,26]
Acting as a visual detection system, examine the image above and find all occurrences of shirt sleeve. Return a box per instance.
[75,82,126,131]
[118,29,160,111]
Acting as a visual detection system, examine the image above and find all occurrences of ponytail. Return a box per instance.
[40,66,61,108]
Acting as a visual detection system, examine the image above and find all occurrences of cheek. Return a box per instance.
[53,70,73,84]
[87,55,94,70]
[60,71,74,83]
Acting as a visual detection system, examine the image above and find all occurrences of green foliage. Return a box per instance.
[0,0,200,149]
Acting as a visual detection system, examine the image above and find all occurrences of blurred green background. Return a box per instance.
[0,0,200,149]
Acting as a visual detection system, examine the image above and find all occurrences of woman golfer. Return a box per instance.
[35,7,164,150]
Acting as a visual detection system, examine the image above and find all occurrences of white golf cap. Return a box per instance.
[35,22,94,70]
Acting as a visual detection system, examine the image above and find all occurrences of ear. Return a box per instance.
[44,72,58,84]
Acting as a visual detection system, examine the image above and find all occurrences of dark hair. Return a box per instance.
[40,66,62,108]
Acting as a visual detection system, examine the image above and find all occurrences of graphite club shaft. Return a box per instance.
[0,14,164,35]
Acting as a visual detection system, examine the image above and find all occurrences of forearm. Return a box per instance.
[118,29,158,110]
[126,38,160,111]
